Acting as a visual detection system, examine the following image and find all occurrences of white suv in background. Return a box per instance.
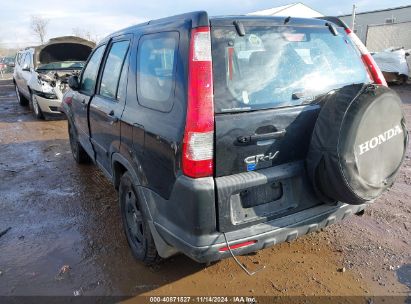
[13,36,95,119]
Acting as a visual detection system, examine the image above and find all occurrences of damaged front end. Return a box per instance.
[35,70,81,100]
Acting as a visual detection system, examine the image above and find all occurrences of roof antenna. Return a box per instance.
[284,16,291,24]
[222,232,265,276]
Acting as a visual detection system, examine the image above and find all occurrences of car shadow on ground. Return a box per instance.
[0,77,205,297]
[0,79,66,124]
[0,79,39,123]
[0,137,205,297]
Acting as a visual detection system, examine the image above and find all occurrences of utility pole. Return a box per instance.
[352,4,356,31]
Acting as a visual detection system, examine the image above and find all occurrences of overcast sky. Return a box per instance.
[1,0,410,47]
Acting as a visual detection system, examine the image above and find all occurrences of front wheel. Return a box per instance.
[119,172,159,265]
[68,121,91,164]
[31,94,44,120]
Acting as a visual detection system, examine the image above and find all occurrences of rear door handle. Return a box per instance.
[237,130,286,145]
[251,130,286,141]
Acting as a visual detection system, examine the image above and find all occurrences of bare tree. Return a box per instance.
[72,27,98,43]
[30,15,49,44]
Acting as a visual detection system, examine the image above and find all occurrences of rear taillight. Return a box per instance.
[182,26,214,178]
[345,28,387,86]
[63,96,72,105]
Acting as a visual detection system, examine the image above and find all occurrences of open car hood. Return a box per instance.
[35,36,96,66]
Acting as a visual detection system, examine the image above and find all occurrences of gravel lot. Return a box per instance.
[0,79,410,302]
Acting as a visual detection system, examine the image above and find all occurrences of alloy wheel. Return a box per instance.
[125,190,144,247]
[32,95,40,115]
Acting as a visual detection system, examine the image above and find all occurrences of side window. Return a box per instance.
[99,40,129,100]
[80,45,106,95]
[19,53,26,66]
[25,53,32,68]
[117,49,130,101]
[137,32,179,112]
[17,53,22,66]
[21,53,28,67]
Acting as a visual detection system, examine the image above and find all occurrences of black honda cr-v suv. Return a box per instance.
[63,11,408,265]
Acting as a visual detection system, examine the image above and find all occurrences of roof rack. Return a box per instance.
[147,11,209,28]
[104,11,210,43]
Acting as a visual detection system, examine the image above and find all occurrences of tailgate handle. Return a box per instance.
[237,130,286,144]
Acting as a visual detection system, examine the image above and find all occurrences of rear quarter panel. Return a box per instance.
[120,21,190,199]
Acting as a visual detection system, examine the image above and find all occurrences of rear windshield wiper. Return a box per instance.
[325,22,338,36]
[284,16,291,25]
[233,20,245,36]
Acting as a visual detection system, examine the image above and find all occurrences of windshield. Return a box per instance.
[37,61,85,70]
[211,25,370,112]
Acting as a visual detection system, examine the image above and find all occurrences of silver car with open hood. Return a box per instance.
[13,36,95,119]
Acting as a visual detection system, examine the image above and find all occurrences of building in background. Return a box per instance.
[249,3,410,78]
[339,5,411,47]
[249,2,323,18]
[340,5,411,75]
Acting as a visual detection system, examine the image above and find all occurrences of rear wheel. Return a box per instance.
[15,84,28,106]
[68,121,91,164]
[119,172,159,265]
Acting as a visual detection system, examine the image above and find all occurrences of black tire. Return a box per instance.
[119,172,159,265]
[68,121,91,164]
[30,94,44,120]
[14,84,28,106]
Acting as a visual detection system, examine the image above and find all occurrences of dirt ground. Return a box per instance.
[0,79,410,302]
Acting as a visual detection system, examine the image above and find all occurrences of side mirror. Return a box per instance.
[22,64,30,71]
[68,75,80,90]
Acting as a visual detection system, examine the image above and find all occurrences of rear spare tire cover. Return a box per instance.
[307,84,408,205]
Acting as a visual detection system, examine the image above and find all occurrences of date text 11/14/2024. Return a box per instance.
[149,296,257,303]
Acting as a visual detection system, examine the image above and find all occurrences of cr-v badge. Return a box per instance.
[245,151,279,171]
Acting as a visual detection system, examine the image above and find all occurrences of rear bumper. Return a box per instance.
[142,174,367,263]
[156,201,366,263]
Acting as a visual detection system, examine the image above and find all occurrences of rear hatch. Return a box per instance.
[210,18,370,231]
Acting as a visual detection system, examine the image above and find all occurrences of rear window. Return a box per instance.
[211,25,369,113]
[137,32,179,112]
